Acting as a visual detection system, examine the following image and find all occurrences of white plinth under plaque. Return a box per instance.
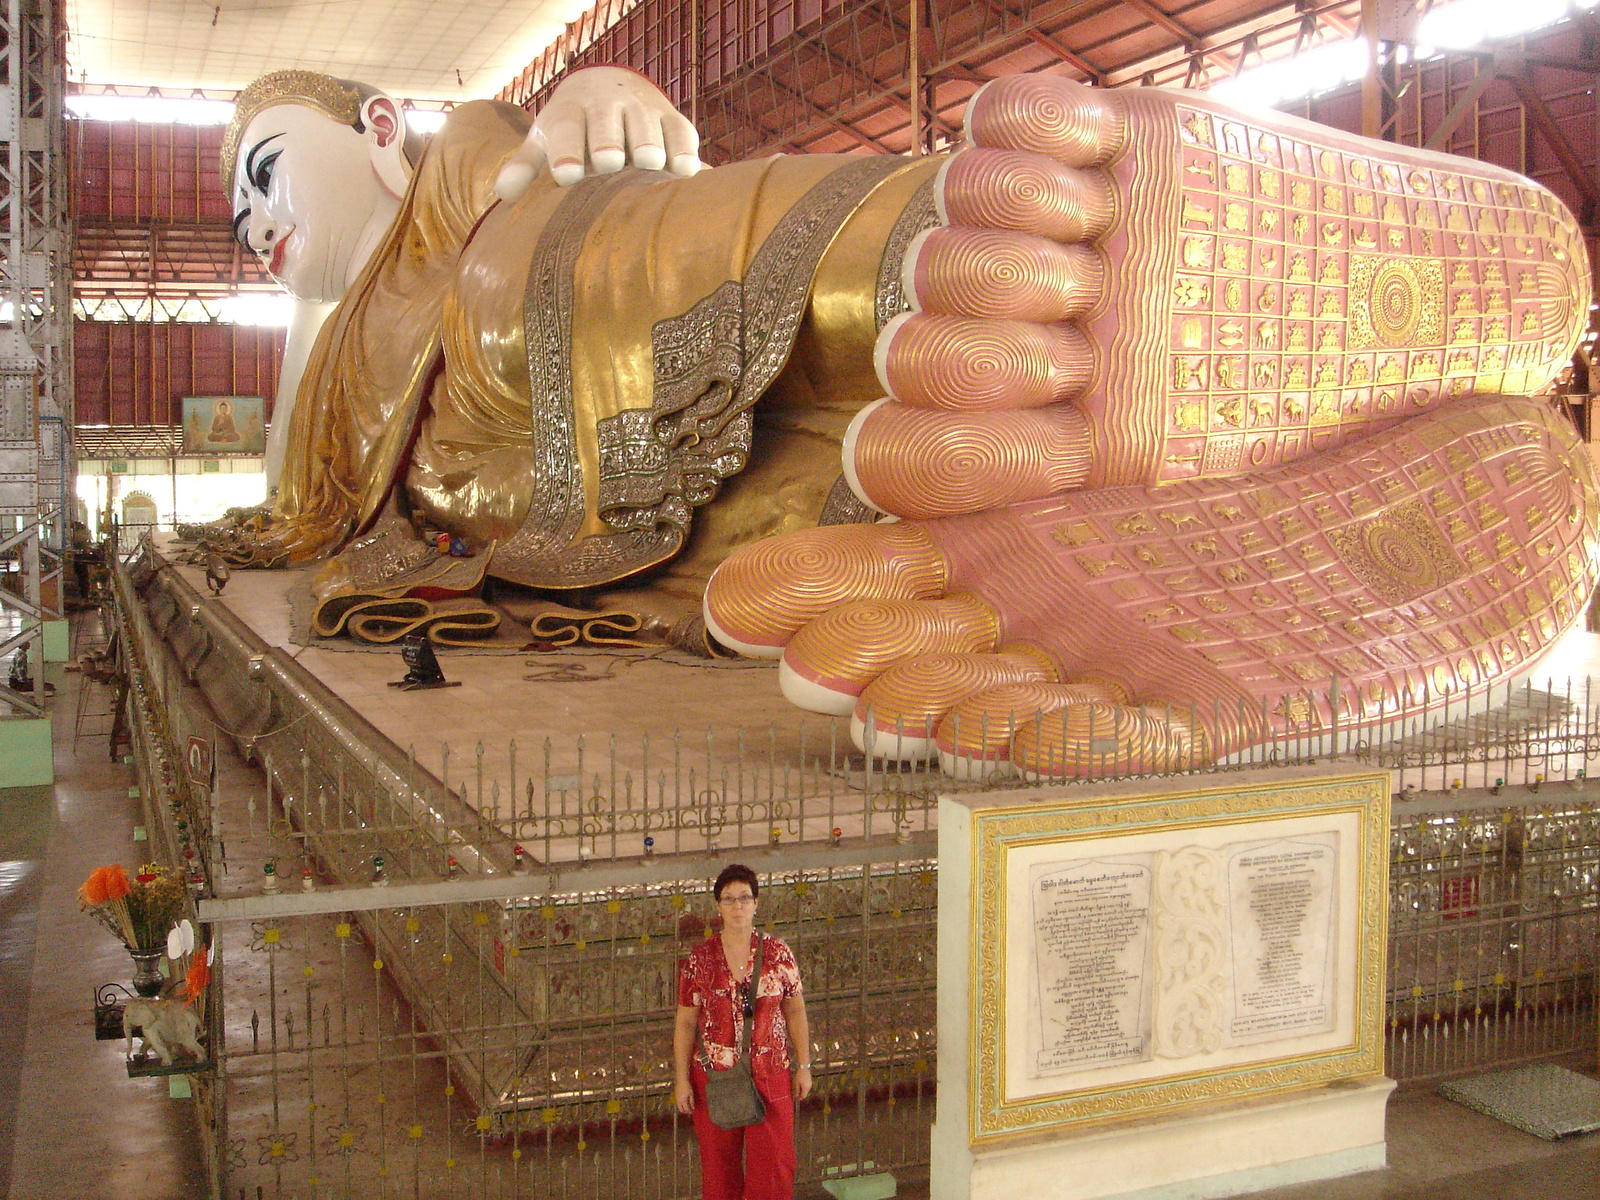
[934,767,1392,1200]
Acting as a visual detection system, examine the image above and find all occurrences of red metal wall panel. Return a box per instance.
[499,0,839,112]
[70,120,232,225]
[74,322,284,428]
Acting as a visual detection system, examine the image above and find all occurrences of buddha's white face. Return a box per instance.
[230,98,408,304]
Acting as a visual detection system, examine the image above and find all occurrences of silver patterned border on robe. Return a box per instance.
[499,170,653,587]
[875,172,939,332]
[499,155,911,588]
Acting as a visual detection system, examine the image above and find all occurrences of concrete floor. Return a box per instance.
[886,1074,1600,1200]
[1248,1076,1600,1200]
[0,622,207,1199]
[2,610,1596,1200]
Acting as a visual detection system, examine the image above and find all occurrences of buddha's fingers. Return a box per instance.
[844,400,1090,519]
[702,523,950,658]
[779,594,1002,717]
[534,104,595,187]
[581,101,629,175]
[493,148,547,203]
[621,100,703,175]
[656,107,703,178]
[620,102,669,171]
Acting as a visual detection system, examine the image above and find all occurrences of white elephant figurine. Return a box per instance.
[123,998,204,1065]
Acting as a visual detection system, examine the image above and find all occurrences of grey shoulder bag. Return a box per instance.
[701,935,767,1130]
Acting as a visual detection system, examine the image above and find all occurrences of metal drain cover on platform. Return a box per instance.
[1438,1065,1600,1140]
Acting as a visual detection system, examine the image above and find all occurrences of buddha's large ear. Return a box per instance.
[361,95,411,198]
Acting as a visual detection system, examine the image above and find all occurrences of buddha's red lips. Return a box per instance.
[268,241,287,276]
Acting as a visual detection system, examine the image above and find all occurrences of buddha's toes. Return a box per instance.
[708,394,1600,779]
[847,75,1590,520]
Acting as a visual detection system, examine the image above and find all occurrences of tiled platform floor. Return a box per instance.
[164,544,811,758]
[159,539,1600,818]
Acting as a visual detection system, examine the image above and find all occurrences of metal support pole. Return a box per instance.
[908,0,922,156]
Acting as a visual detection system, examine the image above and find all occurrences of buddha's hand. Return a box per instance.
[495,65,702,200]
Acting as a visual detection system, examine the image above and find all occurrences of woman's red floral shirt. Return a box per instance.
[678,932,802,1073]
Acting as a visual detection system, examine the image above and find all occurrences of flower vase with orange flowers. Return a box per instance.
[79,863,188,997]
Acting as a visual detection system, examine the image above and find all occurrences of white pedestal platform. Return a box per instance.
[931,1076,1393,1200]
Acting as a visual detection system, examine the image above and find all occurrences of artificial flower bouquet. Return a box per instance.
[79,862,186,953]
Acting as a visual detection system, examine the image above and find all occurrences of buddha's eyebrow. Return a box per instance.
[243,132,285,184]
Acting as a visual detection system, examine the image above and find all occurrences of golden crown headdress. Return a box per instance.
[221,70,364,187]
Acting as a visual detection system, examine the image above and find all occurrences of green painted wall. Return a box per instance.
[0,717,53,787]
[42,620,69,663]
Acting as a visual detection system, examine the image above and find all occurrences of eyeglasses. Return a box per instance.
[718,894,757,906]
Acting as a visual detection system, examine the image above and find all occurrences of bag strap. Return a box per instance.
[701,933,765,1069]
[735,934,763,1063]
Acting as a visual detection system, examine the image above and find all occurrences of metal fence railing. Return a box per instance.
[1387,795,1597,1083]
[196,866,934,1200]
[103,538,1597,1199]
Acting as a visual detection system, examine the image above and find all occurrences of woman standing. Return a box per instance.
[675,864,813,1200]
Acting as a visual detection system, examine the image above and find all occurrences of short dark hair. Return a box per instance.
[714,863,759,901]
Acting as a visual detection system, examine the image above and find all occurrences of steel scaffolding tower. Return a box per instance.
[0,0,69,717]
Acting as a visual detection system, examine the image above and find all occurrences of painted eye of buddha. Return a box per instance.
[230,134,285,250]
[249,148,281,194]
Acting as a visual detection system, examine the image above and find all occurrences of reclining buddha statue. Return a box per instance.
[223,63,1599,778]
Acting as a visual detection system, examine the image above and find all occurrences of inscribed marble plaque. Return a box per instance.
[1028,857,1154,1076]
[1226,836,1338,1043]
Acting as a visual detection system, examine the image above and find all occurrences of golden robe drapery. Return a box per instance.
[272,100,941,624]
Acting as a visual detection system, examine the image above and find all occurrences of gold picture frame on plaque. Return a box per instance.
[967,770,1390,1144]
